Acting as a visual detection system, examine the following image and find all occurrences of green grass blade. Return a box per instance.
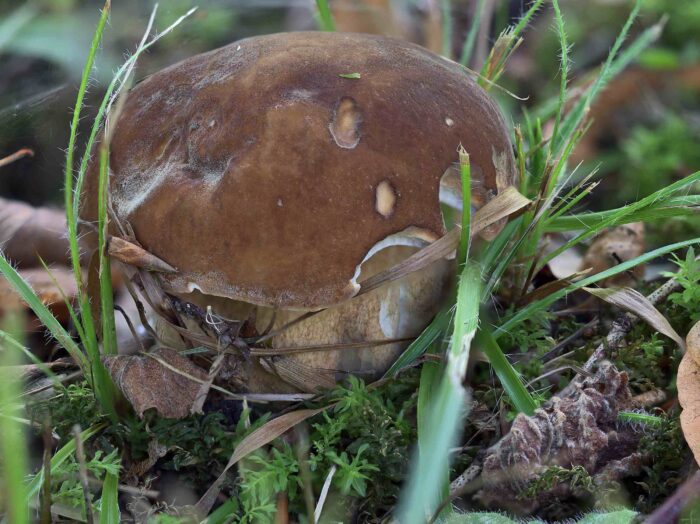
[98,471,121,524]
[551,0,655,157]
[315,0,336,31]
[545,195,700,232]
[476,329,537,415]
[399,263,481,523]
[458,147,472,265]
[539,171,700,271]
[385,307,451,375]
[72,6,197,221]
[64,0,110,331]
[38,258,87,345]
[26,422,108,501]
[496,237,700,339]
[548,0,569,157]
[0,319,29,524]
[97,144,117,355]
[441,0,453,59]
[0,254,88,372]
[205,497,239,523]
[459,0,485,66]
[0,329,60,386]
[479,0,545,84]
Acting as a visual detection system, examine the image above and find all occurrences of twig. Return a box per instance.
[73,425,95,524]
[39,419,53,524]
[0,148,34,168]
[644,470,700,524]
[561,270,684,396]
[314,465,337,522]
[295,425,316,524]
[583,276,681,371]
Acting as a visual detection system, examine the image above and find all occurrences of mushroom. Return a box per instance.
[82,32,516,393]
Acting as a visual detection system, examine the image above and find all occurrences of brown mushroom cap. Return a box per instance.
[84,32,516,309]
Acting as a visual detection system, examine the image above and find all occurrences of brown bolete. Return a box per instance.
[83,32,516,393]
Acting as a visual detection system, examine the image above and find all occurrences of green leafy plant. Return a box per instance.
[664,247,700,323]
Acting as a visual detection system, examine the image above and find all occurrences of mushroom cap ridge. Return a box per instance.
[83,31,516,309]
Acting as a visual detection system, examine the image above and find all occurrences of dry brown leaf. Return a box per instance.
[580,223,645,287]
[0,197,74,268]
[584,286,685,349]
[103,348,207,419]
[195,406,328,516]
[108,236,177,273]
[0,267,78,323]
[678,349,700,466]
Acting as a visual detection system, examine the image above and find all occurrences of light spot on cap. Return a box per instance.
[445,117,454,127]
[375,180,396,218]
[277,198,283,207]
[329,97,362,149]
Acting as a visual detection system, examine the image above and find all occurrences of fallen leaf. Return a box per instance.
[580,223,645,287]
[678,350,700,466]
[103,348,207,419]
[585,286,685,349]
[0,267,78,323]
[0,196,74,268]
[108,236,177,273]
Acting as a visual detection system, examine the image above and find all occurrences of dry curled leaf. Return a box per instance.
[679,321,700,466]
[0,197,74,268]
[0,267,77,323]
[103,348,207,419]
[108,236,177,273]
[585,286,685,349]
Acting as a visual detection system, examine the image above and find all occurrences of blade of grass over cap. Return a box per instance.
[64,0,109,331]
[97,143,116,355]
[315,0,336,31]
[72,5,197,222]
[458,146,472,265]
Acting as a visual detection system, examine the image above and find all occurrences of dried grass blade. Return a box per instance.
[359,187,530,296]
[195,407,328,516]
[358,229,460,296]
[584,286,685,349]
